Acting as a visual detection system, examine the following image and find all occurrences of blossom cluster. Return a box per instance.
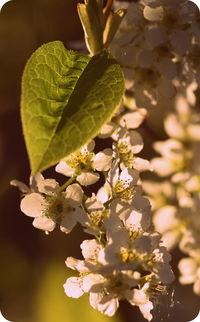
[12,107,174,320]
[112,0,200,109]
[143,82,200,296]
[111,0,200,299]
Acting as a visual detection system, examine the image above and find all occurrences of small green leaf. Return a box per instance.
[21,41,124,174]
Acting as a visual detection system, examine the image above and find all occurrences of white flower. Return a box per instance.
[164,93,200,142]
[153,206,180,250]
[64,231,174,320]
[56,141,112,186]
[164,113,186,140]
[178,256,200,295]
[99,216,173,286]
[113,128,152,172]
[108,196,151,234]
[126,283,153,321]
[179,229,200,257]
[114,128,144,154]
[112,0,199,110]
[119,108,147,130]
[64,277,84,298]
[55,141,98,186]
[143,180,175,211]
[152,139,188,177]
[77,194,110,235]
[16,174,84,233]
[97,162,141,203]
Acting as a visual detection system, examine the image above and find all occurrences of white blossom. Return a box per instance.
[112,0,200,109]
[64,232,174,320]
[178,255,200,295]
[77,193,110,236]
[13,174,84,233]
[56,141,112,186]
[97,162,141,203]
[113,127,152,172]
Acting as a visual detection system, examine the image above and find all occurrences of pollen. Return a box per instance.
[114,180,135,200]
[88,210,109,228]
[120,247,135,263]
[43,195,71,222]
[68,152,94,173]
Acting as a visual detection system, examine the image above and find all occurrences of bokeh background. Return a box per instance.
[0,0,200,321]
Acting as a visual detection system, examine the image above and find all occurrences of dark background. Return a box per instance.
[0,0,200,321]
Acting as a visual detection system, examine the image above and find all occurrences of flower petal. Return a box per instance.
[55,161,74,177]
[81,239,102,260]
[32,215,56,232]
[151,158,175,177]
[98,295,119,317]
[77,172,100,186]
[64,277,84,298]
[37,178,59,195]
[120,111,146,129]
[133,157,153,172]
[139,301,153,321]
[60,210,77,234]
[20,193,45,218]
[93,149,113,171]
[98,122,116,138]
[82,273,104,292]
[129,131,144,154]
[65,183,83,207]
[10,179,30,193]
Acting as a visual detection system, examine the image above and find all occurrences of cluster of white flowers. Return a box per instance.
[61,124,174,320]
[110,0,200,300]
[12,106,174,319]
[112,0,200,109]
[142,82,200,296]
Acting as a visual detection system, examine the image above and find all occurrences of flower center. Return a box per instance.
[114,180,135,200]
[105,273,129,295]
[87,210,109,229]
[44,194,71,222]
[118,142,135,168]
[67,152,94,173]
[120,247,135,263]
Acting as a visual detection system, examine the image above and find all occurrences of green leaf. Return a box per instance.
[21,41,124,174]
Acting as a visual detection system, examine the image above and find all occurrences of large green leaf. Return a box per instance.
[21,41,124,174]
